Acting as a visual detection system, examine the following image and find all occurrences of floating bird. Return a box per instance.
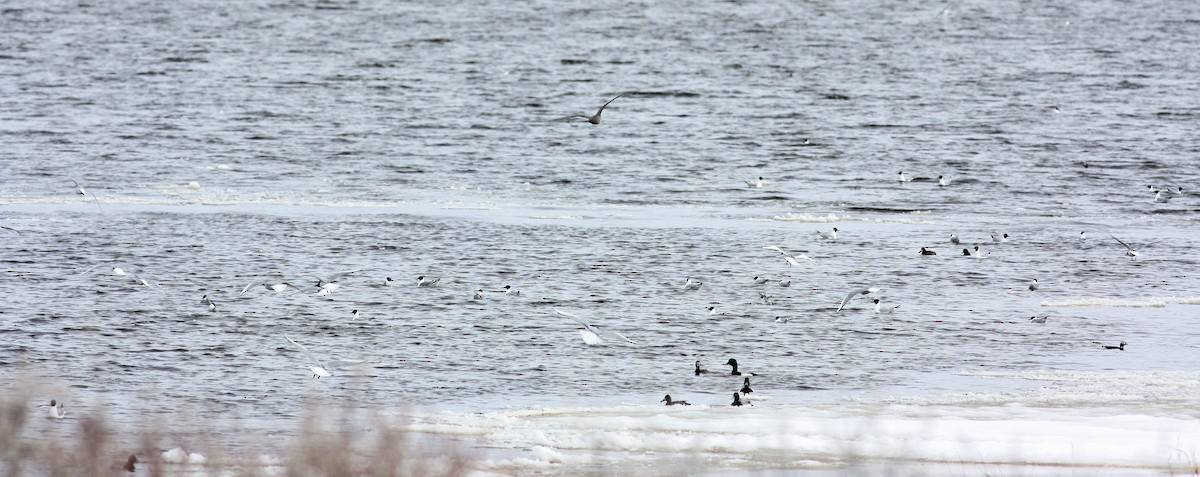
[898,171,912,183]
[724,358,757,376]
[384,277,395,287]
[919,247,937,256]
[740,377,754,394]
[705,306,719,315]
[815,227,839,240]
[938,175,951,187]
[950,234,961,245]
[753,276,770,285]
[759,292,775,305]
[774,316,789,323]
[562,92,626,125]
[683,276,703,291]
[1103,341,1126,350]
[1028,279,1039,291]
[201,295,217,312]
[47,400,66,419]
[1150,185,1184,203]
[661,395,691,406]
[991,233,1008,243]
[695,360,711,375]
[473,289,484,300]
[731,392,745,407]
[1108,234,1160,260]
[961,248,971,256]
[971,246,989,258]
[554,309,634,345]
[501,285,521,295]
[778,279,791,287]
[351,309,361,320]
[744,176,765,188]
[873,299,899,313]
[837,285,879,312]
[416,275,441,287]
[284,335,364,378]
[1029,315,1048,323]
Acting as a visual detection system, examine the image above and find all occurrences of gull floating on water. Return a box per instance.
[971,246,989,258]
[417,275,441,287]
[779,279,791,287]
[554,309,635,346]
[473,289,484,300]
[991,233,1008,243]
[200,295,217,312]
[46,400,66,419]
[873,299,899,313]
[815,227,838,240]
[744,176,765,188]
[284,335,364,378]
[938,175,951,187]
[1028,279,1039,291]
[1029,315,1048,323]
[950,234,961,245]
[837,285,879,312]
[560,92,626,125]
[683,276,703,291]
[898,171,912,183]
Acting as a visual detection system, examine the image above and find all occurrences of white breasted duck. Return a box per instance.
[919,247,936,255]
[740,377,753,394]
[725,358,757,376]
[1103,341,1127,350]
[731,392,745,407]
[661,394,691,406]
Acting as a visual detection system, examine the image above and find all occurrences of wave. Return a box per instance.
[771,212,847,223]
[1042,296,1200,308]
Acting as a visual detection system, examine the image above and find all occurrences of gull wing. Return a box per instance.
[320,269,363,283]
[1108,234,1134,251]
[285,335,326,369]
[594,93,626,115]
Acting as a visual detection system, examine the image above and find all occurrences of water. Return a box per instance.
[2,0,1198,474]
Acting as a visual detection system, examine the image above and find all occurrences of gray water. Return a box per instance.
[2,0,1199,467]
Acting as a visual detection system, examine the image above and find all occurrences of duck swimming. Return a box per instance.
[740,377,753,394]
[694,360,710,375]
[661,394,691,406]
[731,392,745,407]
[919,247,936,255]
[725,358,757,376]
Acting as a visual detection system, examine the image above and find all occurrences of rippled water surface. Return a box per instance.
[2,0,1198,474]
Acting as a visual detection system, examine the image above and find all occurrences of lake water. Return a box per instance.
[2,0,1198,475]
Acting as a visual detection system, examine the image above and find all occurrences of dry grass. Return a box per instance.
[0,385,474,477]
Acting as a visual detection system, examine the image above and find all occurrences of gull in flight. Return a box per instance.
[70,179,104,213]
[314,269,362,293]
[201,295,217,312]
[763,246,812,265]
[554,309,635,346]
[837,285,879,312]
[561,93,627,125]
[284,335,364,378]
[1108,234,1160,260]
[239,279,303,297]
